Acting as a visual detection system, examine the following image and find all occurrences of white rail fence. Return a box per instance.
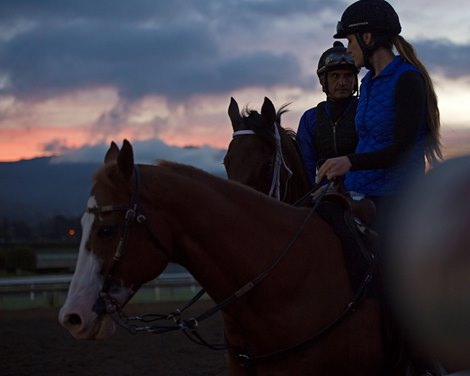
[0,273,201,309]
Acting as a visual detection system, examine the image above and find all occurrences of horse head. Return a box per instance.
[224,97,311,203]
[59,140,170,340]
[225,97,277,195]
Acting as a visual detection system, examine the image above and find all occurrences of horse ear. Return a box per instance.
[261,97,276,132]
[104,141,119,164]
[117,139,134,181]
[228,97,242,131]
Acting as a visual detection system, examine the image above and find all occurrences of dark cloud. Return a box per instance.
[414,39,470,79]
[5,0,466,105]
[41,138,71,154]
[0,0,339,102]
[0,21,222,100]
[0,0,339,24]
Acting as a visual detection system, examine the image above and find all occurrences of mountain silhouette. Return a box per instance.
[1,150,228,223]
[0,157,100,223]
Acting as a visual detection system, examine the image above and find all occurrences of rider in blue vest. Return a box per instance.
[296,41,359,185]
[316,0,442,217]
[317,1,443,373]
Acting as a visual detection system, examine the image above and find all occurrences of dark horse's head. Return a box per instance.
[224,97,311,204]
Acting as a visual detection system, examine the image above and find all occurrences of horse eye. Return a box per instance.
[97,225,118,239]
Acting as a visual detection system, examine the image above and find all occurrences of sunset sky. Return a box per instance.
[1,0,470,164]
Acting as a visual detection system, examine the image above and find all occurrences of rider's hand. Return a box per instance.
[316,156,352,184]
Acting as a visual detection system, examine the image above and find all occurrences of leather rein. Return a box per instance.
[89,165,375,369]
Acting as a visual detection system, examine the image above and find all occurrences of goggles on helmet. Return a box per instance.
[324,51,355,67]
[317,51,356,75]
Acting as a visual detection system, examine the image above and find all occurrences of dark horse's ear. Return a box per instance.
[228,97,242,132]
[104,141,120,164]
[261,97,276,132]
[117,139,134,181]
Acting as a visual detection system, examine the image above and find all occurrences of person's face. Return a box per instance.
[346,34,364,68]
[321,69,355,101]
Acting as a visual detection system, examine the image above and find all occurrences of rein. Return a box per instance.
[90,166,374,369]
[232,122,293,201]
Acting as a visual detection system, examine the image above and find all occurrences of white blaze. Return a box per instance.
[59,196,135,339]
[58,196,112,338]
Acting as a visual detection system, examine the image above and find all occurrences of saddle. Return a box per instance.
[323,191,376,227]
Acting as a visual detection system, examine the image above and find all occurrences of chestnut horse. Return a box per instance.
[59,140,383,375]
[224,97,312,204]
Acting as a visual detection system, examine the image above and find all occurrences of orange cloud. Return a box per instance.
[0,127,89,161]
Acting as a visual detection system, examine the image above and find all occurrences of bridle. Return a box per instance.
[232,121,293,201]
[86,164,375,370]
[88,166,169,316]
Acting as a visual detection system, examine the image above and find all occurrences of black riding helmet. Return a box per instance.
[334,0,401,38]
[317,41,359,95]
[334,0,401,69]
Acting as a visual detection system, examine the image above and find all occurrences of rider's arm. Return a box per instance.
[296,108,318,184]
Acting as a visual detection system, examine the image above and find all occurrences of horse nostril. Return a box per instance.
[67,314,82,326]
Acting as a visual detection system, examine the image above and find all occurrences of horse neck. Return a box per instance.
[141,163,316,303]
[279,131,312,203]
[140,164,358,359]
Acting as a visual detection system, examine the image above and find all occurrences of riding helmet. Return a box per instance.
[317,41,358,76]
[334,0,401,38]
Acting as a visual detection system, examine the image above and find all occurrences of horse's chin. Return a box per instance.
[93,315,116,340]
[72,315,116,340]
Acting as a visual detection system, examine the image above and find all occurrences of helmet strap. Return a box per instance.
[355,33,377,70]
[323,75,329,95]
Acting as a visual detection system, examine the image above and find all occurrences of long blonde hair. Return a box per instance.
[392,35,443,166]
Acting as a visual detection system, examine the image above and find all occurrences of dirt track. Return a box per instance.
[0,301,228,376]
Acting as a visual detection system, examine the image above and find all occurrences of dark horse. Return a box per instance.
[224,97,312,204]
[388,155,470,374]
[59,140,384,375]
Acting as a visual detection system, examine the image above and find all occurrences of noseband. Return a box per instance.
[232,122,293,201]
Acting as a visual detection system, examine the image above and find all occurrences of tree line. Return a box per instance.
[0,215,81,244]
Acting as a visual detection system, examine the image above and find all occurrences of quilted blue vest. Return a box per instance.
[345,56,426,197]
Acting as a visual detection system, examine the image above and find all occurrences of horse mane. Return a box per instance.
[156,160,226,186]
[93,159,271,208]
[155,160,269,198]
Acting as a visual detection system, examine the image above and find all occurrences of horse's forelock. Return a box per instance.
[239,108,275,147]
[240,103,293,141]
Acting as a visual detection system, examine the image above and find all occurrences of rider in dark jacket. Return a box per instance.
[297,41,359,185]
